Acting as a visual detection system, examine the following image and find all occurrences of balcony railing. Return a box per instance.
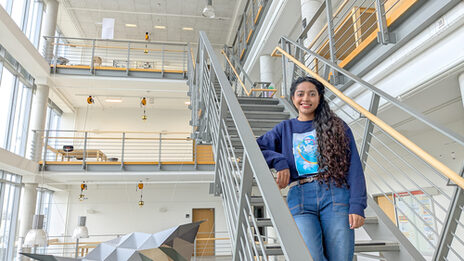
[33,130,214,168]
[289,0,418,75]
[231,0,270,62]
[42,36,188,78]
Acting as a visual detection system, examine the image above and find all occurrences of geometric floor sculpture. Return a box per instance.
[21,221,203,261]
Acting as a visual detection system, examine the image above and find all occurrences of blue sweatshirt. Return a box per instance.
[256,118,367,217]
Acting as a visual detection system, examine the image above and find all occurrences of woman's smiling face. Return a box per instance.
[291,81,320,121]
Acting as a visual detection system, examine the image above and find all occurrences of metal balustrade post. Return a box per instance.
[53,37,59,73]
[121,133,125,170]
[280,40,288,98]
[325,0,340,85]
[194,140,198,169]
[360,93,380,169]
[126,42,130,76]
[213,93,227,196]
[375,0,396,45]
[42,130,50,167]
[90,40,96,74]
[433,166,464,260]
[232,157,254,261]
[83,132,88,169]
[158,133,162,169]
[161,44,165,77]
[183,45,186,77]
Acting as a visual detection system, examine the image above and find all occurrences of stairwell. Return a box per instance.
[190,31,464,260]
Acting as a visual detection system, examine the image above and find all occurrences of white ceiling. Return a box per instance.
[57,0,240,45]
[51,75,190,109]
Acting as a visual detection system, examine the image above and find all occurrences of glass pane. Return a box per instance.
[0,173,21,260]
[10,0,27,28]
[0,0,7,9]
[0,68,15,149]
[25,0,43,47]
[9,82,32,156]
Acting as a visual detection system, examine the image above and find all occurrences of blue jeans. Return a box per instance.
[287,181,354,261]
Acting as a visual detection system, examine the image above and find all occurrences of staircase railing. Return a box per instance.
[222,47,276,98]
[189,31,313,260]
[274,36,464,260]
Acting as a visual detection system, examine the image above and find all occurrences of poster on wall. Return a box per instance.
[395,190,438,255]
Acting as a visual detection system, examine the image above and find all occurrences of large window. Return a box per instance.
[0,62,34,156]
[9,81,33,155]
[0,172,22,261]
[0,67,15,149]
[1,0,44,48]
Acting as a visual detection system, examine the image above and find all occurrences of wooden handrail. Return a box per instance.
[273,46,464,189]
[38,130,190,134]
[51,42,186,53]
[221,50,250,96]
[190,47,196,70]
[46,137,192,141]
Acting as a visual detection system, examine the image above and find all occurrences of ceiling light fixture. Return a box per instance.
[125,24,137,28]
[154,25,166,29]
[185,101,191,105]
[105,98,122,103]
[182,27,194,31]
[202,0,215,18]
[23,215,48,249]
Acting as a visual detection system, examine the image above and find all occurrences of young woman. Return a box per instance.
[257,76,367,261]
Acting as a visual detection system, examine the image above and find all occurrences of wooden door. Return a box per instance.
[192,208,215,256]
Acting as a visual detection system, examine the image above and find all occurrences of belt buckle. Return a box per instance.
[299,176,316,185]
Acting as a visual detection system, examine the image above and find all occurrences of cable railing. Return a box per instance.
[190,31,312,260]
[32,130,215,167]
[294,0,419,73]
[274,36,464,260]
[42,36,188,76]
[222,47,276,98]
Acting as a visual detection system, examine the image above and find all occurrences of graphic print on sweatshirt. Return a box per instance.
[293,130,319,176]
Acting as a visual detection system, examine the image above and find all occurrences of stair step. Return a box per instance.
[227,119,282,129]
[227,111,289,120]
[238,97,280,105]
[255,218,273,227]
[255,240,399,256]
[240,104,285,112]
[250,196,286,207]
[228,127,271,137]
[354,241,400,252]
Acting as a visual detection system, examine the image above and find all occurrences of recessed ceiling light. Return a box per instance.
[182,27,194,31]
[125,24,137,28]
[185,101,191,105]
[105,98,123,103]
[154,25,166,29]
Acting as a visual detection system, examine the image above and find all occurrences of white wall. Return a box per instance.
[61,107,191,133]
[48,183,227,241]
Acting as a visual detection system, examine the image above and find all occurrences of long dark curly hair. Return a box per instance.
[290,76,350,188]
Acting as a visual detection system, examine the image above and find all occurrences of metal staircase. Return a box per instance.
[188,31,464,260]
